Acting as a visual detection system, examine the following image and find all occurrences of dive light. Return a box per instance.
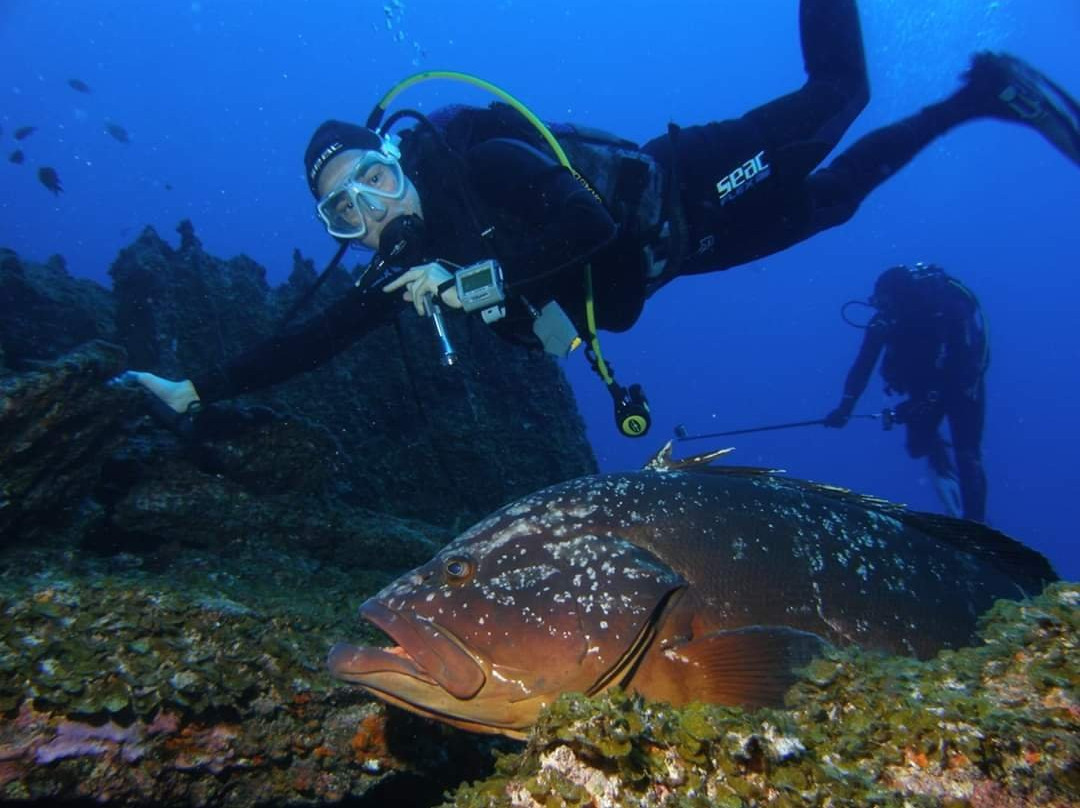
[612,382,651,438]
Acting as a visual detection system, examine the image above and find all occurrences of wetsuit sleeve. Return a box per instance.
[465,138,617,292]
[191,284,396,403]
[839,315,888,403]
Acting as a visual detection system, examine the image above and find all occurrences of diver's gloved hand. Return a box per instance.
[823,397,855,428]
[383,262,462,316]
[110,371,201,414]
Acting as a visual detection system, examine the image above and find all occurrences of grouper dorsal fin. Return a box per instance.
[645,442,1058,597]
[645,441,742,471]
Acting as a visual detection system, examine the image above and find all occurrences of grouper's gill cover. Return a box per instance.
[329,445,1057,739]
[329,482,687,736]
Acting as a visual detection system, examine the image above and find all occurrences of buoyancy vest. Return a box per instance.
[427,102,666,241]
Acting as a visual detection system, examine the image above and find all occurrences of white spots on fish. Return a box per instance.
[866,509,903,534]
[478,587,516,607]
[519,604,546,626]
[855,562,873,581]
[731,536,746,561]
[542,534,614,571]
[562,503,600,520]
[663,647,691,664]
[621,565,659,582]
[881,575,913,595]
[575,590,619,616]
[792,537,826,576]
[811,580,852,642]
[490,666,534,696]
[489,564,559,592]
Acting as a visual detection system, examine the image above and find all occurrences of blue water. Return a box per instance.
[1,1,1078,580]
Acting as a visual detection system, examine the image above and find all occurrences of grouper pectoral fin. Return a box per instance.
[654,626,828,709]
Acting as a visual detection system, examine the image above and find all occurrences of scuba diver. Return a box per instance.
[824,264,989,522]
[117,0,1079,439]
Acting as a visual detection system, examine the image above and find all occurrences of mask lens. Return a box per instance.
[349,152,405,200]
[315,149,407,239]
[317,189,367,239]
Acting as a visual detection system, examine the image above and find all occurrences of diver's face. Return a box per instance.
[317,149,423,250]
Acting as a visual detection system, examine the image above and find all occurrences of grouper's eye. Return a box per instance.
[443,557,474,585]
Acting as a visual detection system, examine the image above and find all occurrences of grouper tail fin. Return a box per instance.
[897,511,1058,596]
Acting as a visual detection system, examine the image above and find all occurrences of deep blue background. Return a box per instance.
[2,1,1077,579]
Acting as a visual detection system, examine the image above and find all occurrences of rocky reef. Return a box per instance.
[0,221,596,555]
[0,542,505,806]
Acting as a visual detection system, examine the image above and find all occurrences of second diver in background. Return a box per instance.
[825,264,989,522]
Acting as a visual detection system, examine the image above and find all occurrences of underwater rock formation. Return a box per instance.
[0,249,114,371]
[0,340,136,546]
[0,222,596,556]
[105,221,596,527]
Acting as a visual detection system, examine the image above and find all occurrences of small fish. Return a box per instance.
[38,167,63,195]
[164,183,173,191]
[14,126,37,141]
[68,78,92,94]
[104,122,129,143]
[328,443,1057,738]
[9,150,24,164]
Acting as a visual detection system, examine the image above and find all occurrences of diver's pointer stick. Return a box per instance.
[674,410,894,442]
[423,292,457,367]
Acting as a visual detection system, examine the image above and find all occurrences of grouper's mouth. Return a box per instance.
[327,599,486,701]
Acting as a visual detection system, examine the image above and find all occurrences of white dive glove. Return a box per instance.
[112,371,201,414]
[383,262,462,316]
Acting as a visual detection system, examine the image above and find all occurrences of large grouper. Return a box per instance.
[329,444,1057,738]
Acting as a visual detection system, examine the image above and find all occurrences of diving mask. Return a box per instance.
[315,144,407,239]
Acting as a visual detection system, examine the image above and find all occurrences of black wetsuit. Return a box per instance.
[194,0,990,403]
[834,277,988,521]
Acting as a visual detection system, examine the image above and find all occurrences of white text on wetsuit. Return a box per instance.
[716,151,770,204]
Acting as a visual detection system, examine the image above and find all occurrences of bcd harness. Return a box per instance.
[360,70,686,438]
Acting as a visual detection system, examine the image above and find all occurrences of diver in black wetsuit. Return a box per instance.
[118,0,1078,437]
[824,264,989,522]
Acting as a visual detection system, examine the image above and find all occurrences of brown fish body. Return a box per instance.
[330,450,1055,737]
